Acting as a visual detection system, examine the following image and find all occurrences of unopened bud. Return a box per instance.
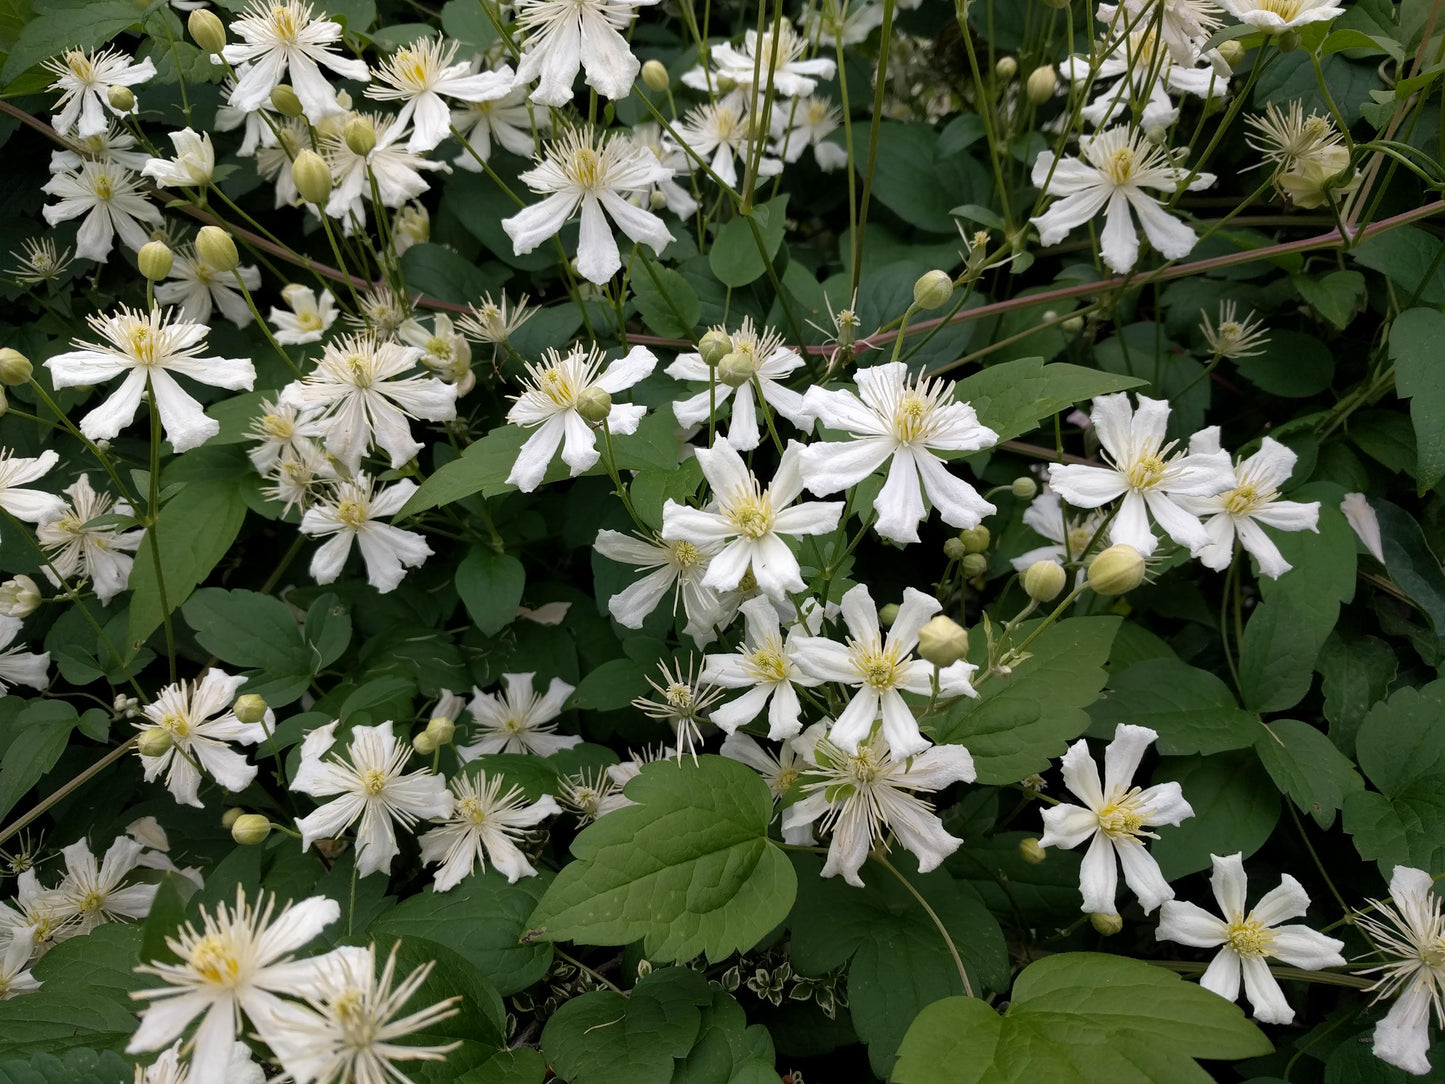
[231,814,272,845]
[879,603,900,626]
[943,537,967,560]
[698,329,732,367]
[195,226,239,273]
[0,575,40,617]
[1276,28,1302,51]
[233,694,268,724]
[918,614,969,667]
[270,83,304,117]
[137,728,173,757]
[188,9,227,54]
[1023,560,1067,602]
[717,350,756,388]
[715,74,738,93]
[962,553,989,578]
[1010,476,1037,500]
[425,715,454,745]
[1087,544,1145,596]
[0,348,32,386]
[994,56,1018,80]
[221,807,245,830]
[344,116,377,156]
[1216,40,1245,68]
[641,59,670,92]
[138,240,173,281]
[1018,837,1047,864]
[912,269,954,311]
[959,525,990,553]
[292,149,333,204]
[1061,315,1084,334]
[1025,66,1057,105]
[1091,912,1123,936]
[412,731,438,755]
[0,388,6,417]
[576,386,612,423]
[107,85,135,112]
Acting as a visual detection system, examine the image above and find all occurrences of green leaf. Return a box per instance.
[1234,329,1335,398]
[929,617,1119,784]
[1088,658,1260,756]
[1389,307,1445,492]
[1254,719,1363,829]
[400,243,508,306]
[457,1048,547,1084]
[386,935,507,1054]
[1292,270,1365,329]
[788,852,1008,1079]
[456,548,525,637]
[0,1049,130,1084]
[441,0,499,52]
[526,756,796,963]
[0,701,78,823]
[1351,225,1445,307]
[709,196,789,288]
[949,831,1084,922]
[2,0,163,83]
[303,593,352,672]
[1376,500,1445,637]
[891,953,1272,1084]
[632,264,700,338]
[399,425,533,515]
[954,358,1145,444]
[1317,631,1398,758]
[1151,753,1280,880]
[570,657,651,710]
[861,121,990,234]
[673,987,780,1083]
[181,588,308,674]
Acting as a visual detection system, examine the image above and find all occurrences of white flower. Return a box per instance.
[0,616,49,695]
[1038,723,1195,915]
[683,20,835,98]
[128,887,340,1082]
[702,596,822,739]
[141,128,216,187]
[1355,866,1445,1076]
[136,669,265,808]
[513,0,661,105]
[366,36,515,152]
[1096,0,1223,66]
[1009,491,1108,571]
[1179,429,1319,577]
[263,439,337,515]
[1031,126,1215,273]
[419,773,561,889]
[505,343,657,491]
[457,673,580,758]
[451,82,546,166]
[773,96,848,171]
[255,116,311,208]
[261,943,461,1083]
[44,47,156,138]
[0,449,66,530]
[631,659,724,762]
[247,398,328,475]
[0,934,38,1000]
[559,767,632,824]
[45,305,257,453]
[41,160,163,263]
[1200,299,1271,359]
[503,128,674,284]
[721,723,823,846]
[154,245,262,329]
[36,474,143,604]
[48,125,151,175]
[53,835,159,936]
[280,332,457,472]
[269,284,340,345]
[1062,31,1227,132]
[222,0,371,121]
[458,292,534,346]
[592,529,731,646]
[662,440,843,599]
[397,312,473,394]
[629,122,697,218]
[783,728,975,887]
[789,583,976,758]
[676,93,783,191]
[1218,0,1344,31]
[292,720,453,877]
[1157,852,1345,1023]
[0,575,40,618]
[136,1039,262,1084]
[666,318,812,451]
[321,116,451,227]
[300,475,431,594]
[1342,492,1386,563]
[800,361,999,546]
[1047,393,1235,556]
[0,870,73,954]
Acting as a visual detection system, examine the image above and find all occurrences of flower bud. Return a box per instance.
[0,348,32,386]
[188,9,227,54]
[0,575,40,618]
[1010,476,1037,500]
[233,694,268,724]
[137,728,173,757]
[1018,837,1046,864]
[1216,40,1245,69]
[195,226,240,273]
[270,83,304,117]
[879,602,900,626]
[1025,65,1057,105]
[918,614,969,667]
[107,85,135,112]
[344,116,377,156]
[575,386,612,423]
[1023,560,1067,603]
[959,525,990,554]
[912,269,954,311]
[1091,912,1123,936]
[292,149,333,204]
[1087,544,1146,596]
[412,731,438,755]
[717,350,756,388]
[1061,314,1084,335]
[994,56,1018,80]
[0,388,6,417]
[698,329,732,366]
[641,59,670,92]
[137,240,173,281]
[961,553,989,578]
[425,715,455,745]
[221,807,245,829]
[943,537,967,560]
[231,814,272,845]
[1276,28,1302,51]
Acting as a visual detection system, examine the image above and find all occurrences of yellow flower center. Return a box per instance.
[297,310,323,331]
[269,5,301,43]
[807,100,830,125]
[189,934,242,985]
[502,716,525,736]
[775,767,799,790]
[1421,936,1445,970]
[893,392,933,443]
[848,639,904,690]
[746,640,790,683]
[79,889,106,914]
[1259,0,1304,19]
[66,51,94,80]
[91,172,114,200]
[336,499,368,529]
[126,324,159,364]
[1226,917,1276,958]
[160,711,191,738]
[361,768,388,795]
[1223,484,1260,516]
[1067,525,1094,553]
[425,336,452,360]
[262,414,293,440]
[1105,147,1137,186]
[664,682,694,709]
[1095,788,1155,840]
[725,491,774,539]
[1126,454,1167,489]
[344,352,374,387]
[669,539,704,568]
[569,146,603,189]
[458,796,486,826]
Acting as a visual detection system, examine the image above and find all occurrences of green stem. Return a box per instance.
[872,851,974,998]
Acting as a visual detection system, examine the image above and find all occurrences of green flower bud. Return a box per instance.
[1217,40,1245,68]
[641,59,670,92]
[994,56,1018,80]
[1025,65,1057,105]
[1061,314,1085,335]
[917,614,969,667]
[221,807,245,829]
[1018,837,1047,864]
[1010,476,1037,500]
[137,728,173,758]
[697,329,732,367]
[425,715,455,745]
[137,241,173,282]
[717,350,756,388]
[959,525,991,554]
[188,9,227,54]
[1091,912,1123,936]
[413,731,438,755]
[107,85,135,112]
[195,226,240,273]
[0,348,32,386]
[879,602,900,626]
[912,269,954,311]
[575,386,612,423]
[291,149,333,205]
[961,552,989,578]
[231,813,272,845]
[344,116,377,156]
[1275,28,1302,51]
[232,694,268,724]
[1087,544,1146,596]
[270,84,304,117]
[1023,560,1067,603]
[943,537,967,560]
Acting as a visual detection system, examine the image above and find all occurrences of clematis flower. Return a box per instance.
[1096,0,1223,66]
[676,93,782,191]
[154,245,262,328]
[53,835,159,936]
[222,0,371,121]
[1156,852,1345,1023]
[246,398,327,475]
[41,160,164,263]
[1355,866,1445,1076]
[1031,125,1215,273]
[1038,723,1194,915]
[269,284,339,345]
[1062,30,1227,132]
[592,530,731,646]
[36,474,143,604]
[701,595,822,739]
[0,450,67,532]
[45,305,256,453]
[135,669,265,808]
[512,0,661,105]
[0,617,49,695]
[790,583,977,758]
[321,116,451,228]
[661,440,843,599]
[1009,491,1109,572]
[773,96,849,171]
[457,673,581,758]
[629,123,698,217]
[1047,393,1234,556]
[292,720,453,877]
[1218,0,1344,31]
[682,19,835,98]
[44,47,156,138]
[0,934,38,1000]
[418,773,561,889]
[140,128,216,187]
[451,83,547,166]
[366,36,514,153]
[300,475,432,594]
